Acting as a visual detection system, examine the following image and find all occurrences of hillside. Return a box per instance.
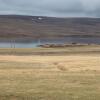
[0,15,100,39]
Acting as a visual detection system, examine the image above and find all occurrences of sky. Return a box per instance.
[0,0,100,17]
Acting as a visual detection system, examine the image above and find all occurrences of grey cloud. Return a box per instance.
[0,0,100,17]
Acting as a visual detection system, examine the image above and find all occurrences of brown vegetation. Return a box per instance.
[39,43,90,48]
[0,15,100,39]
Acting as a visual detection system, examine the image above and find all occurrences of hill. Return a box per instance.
[0,15,100,39]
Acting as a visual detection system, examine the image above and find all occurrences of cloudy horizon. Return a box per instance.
[0,0,100,17]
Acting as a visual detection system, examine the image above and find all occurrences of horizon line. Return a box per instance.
[0,14,100,19]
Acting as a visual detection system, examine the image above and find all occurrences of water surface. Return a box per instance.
[0,37,100,48]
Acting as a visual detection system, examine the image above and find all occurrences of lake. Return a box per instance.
[0,37,100,48]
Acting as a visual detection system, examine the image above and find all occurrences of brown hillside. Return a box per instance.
[0,15,100,38]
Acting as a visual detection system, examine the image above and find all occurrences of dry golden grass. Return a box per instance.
[0,47,100,100]
[0,55,99,72]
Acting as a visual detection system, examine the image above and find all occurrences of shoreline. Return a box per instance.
[0,45,100,55]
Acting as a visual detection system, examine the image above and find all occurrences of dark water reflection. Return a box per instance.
[0,37,100,48]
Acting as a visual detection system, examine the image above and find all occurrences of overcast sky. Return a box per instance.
[0,0,100,17]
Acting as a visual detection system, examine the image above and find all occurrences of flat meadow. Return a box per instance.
[0,45,100,100]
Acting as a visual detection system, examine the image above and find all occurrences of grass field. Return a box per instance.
[0,46,100,100]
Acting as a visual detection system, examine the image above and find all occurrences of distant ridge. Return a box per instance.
[0,15,100,39]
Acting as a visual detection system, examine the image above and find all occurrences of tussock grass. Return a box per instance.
[0,46,100,100]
